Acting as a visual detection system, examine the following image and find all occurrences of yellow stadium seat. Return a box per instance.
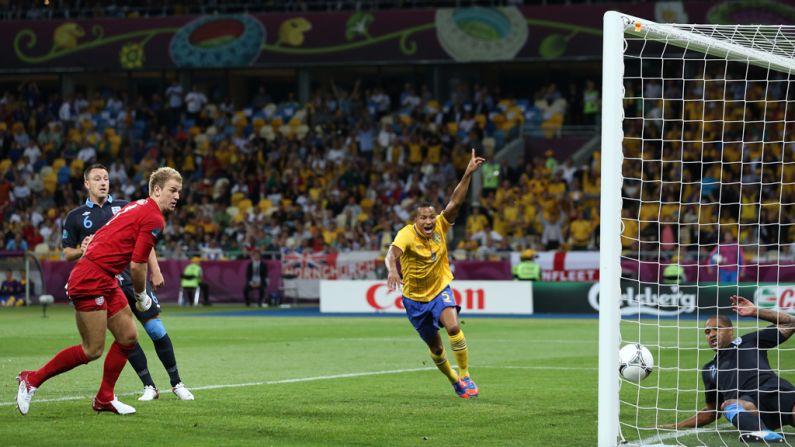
[0,159,11,173]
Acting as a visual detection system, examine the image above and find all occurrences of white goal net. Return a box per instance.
[600,12,795,447]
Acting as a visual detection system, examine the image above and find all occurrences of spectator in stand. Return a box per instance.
[709,231,745,284]
[480,154,500,196]
[184,86,207,121]
[472,224,503,247]
[165,79,184,128]
[540,206,566,251]
[568,208,595,250]
[6,233,29,251]
[0,270,25,306]
[583,79,600,125]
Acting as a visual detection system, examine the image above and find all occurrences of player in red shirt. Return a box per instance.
[15,167,182,415]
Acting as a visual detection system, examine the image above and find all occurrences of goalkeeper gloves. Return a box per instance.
[135,290,152,312]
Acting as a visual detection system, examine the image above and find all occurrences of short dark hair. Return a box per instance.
[708,315,733,328]
[414,201,435,213]
[83,163,108,180]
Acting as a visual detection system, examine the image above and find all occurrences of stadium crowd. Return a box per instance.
[620,64,795,263]
[0,76,604,262]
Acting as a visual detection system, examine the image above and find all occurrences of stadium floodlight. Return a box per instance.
[600,11,795,447]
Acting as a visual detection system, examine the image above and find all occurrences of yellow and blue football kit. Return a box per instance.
[392,213,477,397]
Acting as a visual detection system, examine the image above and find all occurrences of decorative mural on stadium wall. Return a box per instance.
[4,1,794,71]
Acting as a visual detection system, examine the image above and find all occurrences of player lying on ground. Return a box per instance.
[658,295,795,443]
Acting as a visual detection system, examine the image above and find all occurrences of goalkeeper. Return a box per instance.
[659,295,795,443]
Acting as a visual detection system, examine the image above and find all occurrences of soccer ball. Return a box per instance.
[618,343,654,383]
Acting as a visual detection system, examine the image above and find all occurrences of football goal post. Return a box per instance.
[600,11,795,447]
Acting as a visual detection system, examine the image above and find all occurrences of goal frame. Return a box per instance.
[598,11,795,446]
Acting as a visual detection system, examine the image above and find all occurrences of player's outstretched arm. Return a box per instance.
[658,403,718,429]
[442,148,485,223]
[385,245,403,293]
[732,294,795,340]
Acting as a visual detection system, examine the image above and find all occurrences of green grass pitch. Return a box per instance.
[0,305,597,446]
[3,306,793,446]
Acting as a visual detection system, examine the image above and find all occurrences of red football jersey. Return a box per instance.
[82,197,164,275]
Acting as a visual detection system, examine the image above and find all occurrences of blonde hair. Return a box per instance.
[149,167,182,193]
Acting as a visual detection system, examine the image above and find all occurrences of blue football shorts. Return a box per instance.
[402,285,460,344]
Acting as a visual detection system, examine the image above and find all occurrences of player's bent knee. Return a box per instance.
[143,318,167,340]
[446,325,461,336]
[82,344,105,361]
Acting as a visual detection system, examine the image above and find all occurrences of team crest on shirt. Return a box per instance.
[111,206,121,214]
[432,232,441,243]
[95,296,105,306]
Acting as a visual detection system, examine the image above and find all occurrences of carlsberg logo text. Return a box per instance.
[588,283,697,315]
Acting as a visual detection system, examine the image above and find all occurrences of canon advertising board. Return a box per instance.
[320,280,533,315]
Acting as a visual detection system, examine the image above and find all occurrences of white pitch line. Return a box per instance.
[0,367,437,407]
[0,364,599,408]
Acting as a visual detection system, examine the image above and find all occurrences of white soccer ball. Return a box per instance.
[618,343,654,383]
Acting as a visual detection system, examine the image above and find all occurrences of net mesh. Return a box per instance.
[617,20,795,446]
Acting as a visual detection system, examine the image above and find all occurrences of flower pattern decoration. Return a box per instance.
[119,42,145,69]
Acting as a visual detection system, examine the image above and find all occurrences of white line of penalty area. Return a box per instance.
[0,364,596,407]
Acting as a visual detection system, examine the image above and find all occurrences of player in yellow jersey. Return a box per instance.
[385,148,484,398]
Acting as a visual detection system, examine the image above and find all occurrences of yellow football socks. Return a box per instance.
[449,330,469,378]
[430,348,459,383]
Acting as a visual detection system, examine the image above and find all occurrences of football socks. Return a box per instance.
[97,341,135,402]
[30,345,89,387]
[449,330,470,379]
[154,334,182,387]
[127,343,157,388]
[430,348,459,383]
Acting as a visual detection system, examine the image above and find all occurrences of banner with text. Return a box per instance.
[532,281,761,316]
[320,280,533,315]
